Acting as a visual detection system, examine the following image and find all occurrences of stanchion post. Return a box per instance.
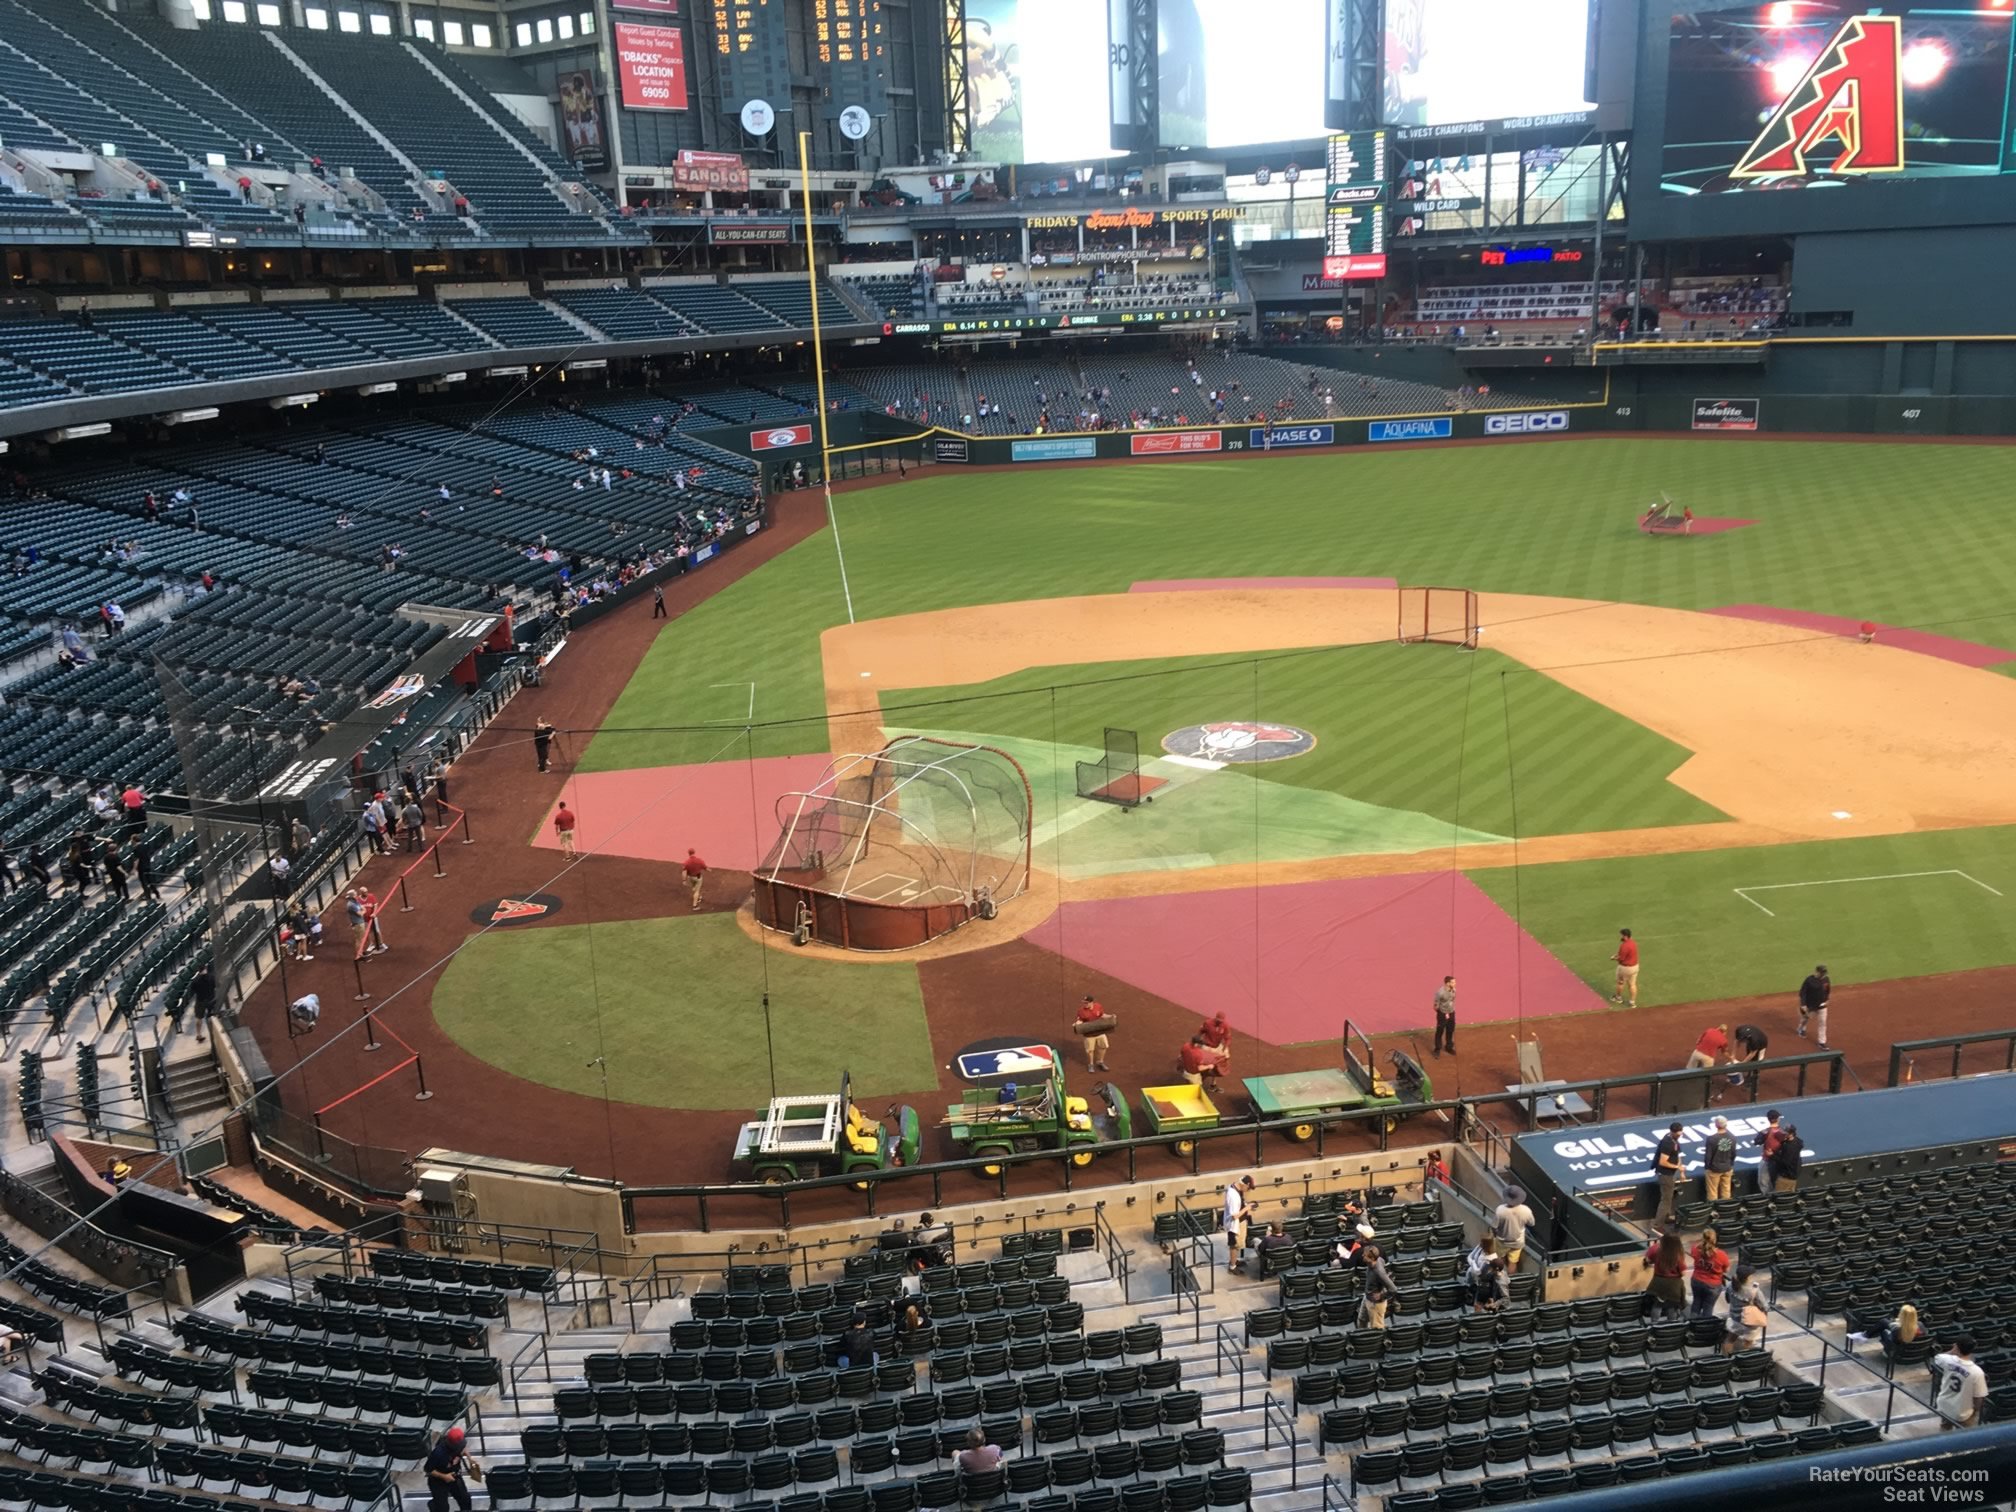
[361,1002,382,1053]
[311,1112,329,1161]
[414,1057,434,1102]
[458,809,473,846]
[352,954,371,1003]
[431,841,446,879]
[398,875,414,913]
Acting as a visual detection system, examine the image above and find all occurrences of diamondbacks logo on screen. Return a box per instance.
[751,424,813,451]
[1162,722,1317,764]
[1733,15,1904,179]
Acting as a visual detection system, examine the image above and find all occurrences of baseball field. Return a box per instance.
[257,435,2016,1190]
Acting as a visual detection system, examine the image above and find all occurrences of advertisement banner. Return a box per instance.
[933,438,971,462]
[1011,437,1097,462]
[672,150,749,193]
[1368,417,1452,442]
[709,222,793,244]
[1483,411,1571,434]
[1692,398,1760,432]
[1322,254,1387,281]
[1131,430,1222,456]
[750,424,813,451]
[557,71,608,168]
[1248,425,1334,449]
[614,24,689,111]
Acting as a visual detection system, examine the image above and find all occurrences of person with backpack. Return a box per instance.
[1702,1115,1738,1202]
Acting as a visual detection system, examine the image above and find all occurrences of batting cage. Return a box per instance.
[753,736,1034,950]
[1396,585,1480,650]
[1075,727,1149,808]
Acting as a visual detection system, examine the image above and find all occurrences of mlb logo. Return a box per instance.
[953,1044,1055,1082]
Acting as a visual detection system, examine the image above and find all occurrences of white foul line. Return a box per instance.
[707,681,756,723]
[1733,868,2005,918]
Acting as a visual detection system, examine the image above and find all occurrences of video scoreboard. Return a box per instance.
[711,0,789,115]
[1323,129,1388,280]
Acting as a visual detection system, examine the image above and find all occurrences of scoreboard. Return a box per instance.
[710,0,789,115]
[814,0,888,118]
[1323,130,1388,280]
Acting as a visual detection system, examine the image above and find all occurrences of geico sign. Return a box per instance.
[1484,411,1571,435]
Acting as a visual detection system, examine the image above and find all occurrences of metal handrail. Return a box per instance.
[1212,1320,1249,1413]
[501,1326,551,1409]
[1260,1389,1302,1489]
[1091,1204,1134,1304]
[1320,1471,1354,1512]
[1168,1239,1203,1346]
[1887,1029,2016,1087]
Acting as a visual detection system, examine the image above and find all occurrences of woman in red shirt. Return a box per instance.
[1642,1229,1688,1320]
[1689,1227,1730,1318]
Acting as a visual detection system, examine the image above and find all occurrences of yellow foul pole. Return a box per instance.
[797,127,854,623]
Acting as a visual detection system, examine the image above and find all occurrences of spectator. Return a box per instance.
[1358,1245,1398,1329]
[120,782,146,826]
[1755,1109,1785,1192]
[1689,1227,1730,1317]
[1722,1267,1768,1354]
[189,964,216,1040]
[1931,1337,1988,1431]
[401,795,427,852]
[360,887,387,954]
[424,1425,474,1512]
[1333,1220,1376,1269]
[1642,1228,1688,1320]
[836,1315,877,1370]
[1423,1149,1450,1187]
[1850,1302,1921,1351]
[1462,1235,1498,1304]
[362,802,386,853]
[1727,1023,1771,1092]
[1772,1122,1804,1194]
[534,719,556,773]
[1492,1186,1535,1268]
[1653,1121,1686,1223]
[1702,1116,1738,1202]
[1472,1258,1510,1312]
[1257,1222,1296,1270]
[270,852,291,897]
[1223,1175,1256,1273]
[101,841,128,902]
[956,1428,1004,1473]
[898,1301,931,1337]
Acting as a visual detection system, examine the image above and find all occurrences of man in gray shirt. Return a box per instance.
[1432,975,1457,1058]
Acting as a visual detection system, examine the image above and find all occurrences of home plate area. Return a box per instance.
[1021,872,1606,1042]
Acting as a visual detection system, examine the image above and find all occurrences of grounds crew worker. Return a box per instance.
[1075,995,1111,1072]
[1653,1120,1686,1223]
[1798,964,1831,1047]
[1431,975,1457,1058]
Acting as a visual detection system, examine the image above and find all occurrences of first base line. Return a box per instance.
[1733,868,2005,918]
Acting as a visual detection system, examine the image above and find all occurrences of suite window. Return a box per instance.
[443,19,464,43]
[579,10,594,32]
[413,15,434,37]
[305,6,329,26]
[535,17,553,41]
[337,9,362,31]
[368,11,392,32]
[220,1,247,21]
[515,20,533,44]
[255,3,280,23]
[472,23,492,46]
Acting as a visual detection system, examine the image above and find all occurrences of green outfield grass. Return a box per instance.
[582,438,2016,772]
[1466,826,2016,1006]
[430,914,939,1110]
[891,645,1724,839]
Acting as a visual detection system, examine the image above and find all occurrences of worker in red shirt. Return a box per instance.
[1686,1023,1728,1072]
[553,803,578,860]
[682,848,707,909]
[1075,995,1111,1072]
[119,783,146,826]
[1197,1011,1232,1062]
[359,887,386,954]
[1178,1035,1225,1089]
[1611,927,1640,1006]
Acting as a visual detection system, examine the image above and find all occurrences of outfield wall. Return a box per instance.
[847,337,2016,464]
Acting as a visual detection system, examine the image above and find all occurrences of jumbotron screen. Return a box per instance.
[1383,0,1595,126]
[965,0,1114,163]
[1159,0,1329,148]
[1662,2,2014,194]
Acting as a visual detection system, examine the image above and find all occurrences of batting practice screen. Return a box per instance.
[1076,727,1147,808]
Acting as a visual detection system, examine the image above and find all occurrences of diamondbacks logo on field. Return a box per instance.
[1162,721,1317,763]
[471,893,562,926]
[1733,15,1904,180]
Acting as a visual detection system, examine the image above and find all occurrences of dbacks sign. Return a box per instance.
[1733,15,1904,179]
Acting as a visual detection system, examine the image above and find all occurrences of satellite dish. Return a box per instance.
[838,105,872,141]
[740,98,775,136]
